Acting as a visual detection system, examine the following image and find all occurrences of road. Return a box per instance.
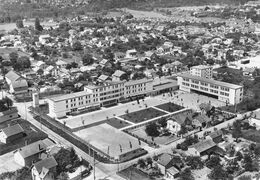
[11,93,246,180]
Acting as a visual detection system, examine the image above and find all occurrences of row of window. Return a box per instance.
[125,83,146,89]
[182,82,190,86]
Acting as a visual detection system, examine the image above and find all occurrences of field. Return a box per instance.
[155,102,184,113]
[120,108,167,124]
[74,124,146,159]
[0,119,48,155]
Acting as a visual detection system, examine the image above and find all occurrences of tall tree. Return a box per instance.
[208,165,228,180]
[35,17,43,31]
[179,167,194,180]
[16,20,24,29]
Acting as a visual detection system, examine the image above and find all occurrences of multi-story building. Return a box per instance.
[177,73,243,105]
[48,79,155,118]
[190,65,213,79]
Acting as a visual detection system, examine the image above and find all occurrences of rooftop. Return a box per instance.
[178,73,243,89]
[190,139,216,153]
[1,124,24,137]
[191,65,212,70]
[34,156,57,175]
[49,91,92,102]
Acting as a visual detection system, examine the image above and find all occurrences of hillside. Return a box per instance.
[88,0,255,11]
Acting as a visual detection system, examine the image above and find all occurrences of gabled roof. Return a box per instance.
[112,70,126,77]
[190,139,216,153]
[157,153,173,167]
[12,79,28,89]
[16,140,48,158]
[34,156,57,176]
[5,71,21,82]
[1,124,24,137]
[194,114,211,123]
[98,74,110,81]
[209,130,223,139]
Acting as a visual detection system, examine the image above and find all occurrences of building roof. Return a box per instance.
[209,130,223,139]
[16,140,48,158]
[190,139,216,153]
[178,73,243,89]
[0,107,18,116]
[157,153,173,167]
[124,78,152,86]
[12,79,28,89]
[191,65,212,70]
[1,124,24,137]
[167,166,179,175]
[112,70,126,77]
[34,156,57,175]
[5,71,21,82]
[98,74,110,81]
[48,91,92,102]
[194,114,211,124]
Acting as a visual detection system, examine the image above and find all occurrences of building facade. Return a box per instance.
[190,65,213,79]
[177,73,243,105]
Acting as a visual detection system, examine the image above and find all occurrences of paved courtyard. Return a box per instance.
[64,97,168,129]
[158,90,226,111]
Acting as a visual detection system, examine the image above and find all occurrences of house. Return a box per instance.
[112,70,126,81]
[14,139,49,167]
[156,153,180,179]
[39,35,51,44]
[99,59,112,68]
[5,70,28,95]
[192,114,211,128]
[98,74,111,83]
[249,109,260,129]
[188,139,216,156]
[126,49,137,58]
[207,130,223,143]
[0,107,19,124]
[56,60,68,69]
[0,124,25,144]
[31,156,58,180]
[243,67,256,77]
[166,120,181,135]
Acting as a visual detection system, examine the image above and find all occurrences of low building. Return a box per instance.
[249,110,260,129]
[0,107,19,124]
[112,70,126,81]
[31,156,57,180]
[5,70,28,95]
[177,73,243,105]
[14,140,49,167]
[207,130,223,143]
[0,124,25,144]
[188,139,216,156]
[156,153,180,179]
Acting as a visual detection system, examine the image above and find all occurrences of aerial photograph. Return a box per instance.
[0,0,260,179]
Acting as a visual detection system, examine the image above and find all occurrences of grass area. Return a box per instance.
[106,118,130,129]
[120,108,167,124]
[117,166,153,180]
[242,129,260,143]
[155,102,184,113]
[0,119,48,155]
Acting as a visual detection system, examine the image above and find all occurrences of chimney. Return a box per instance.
[39,144,42,151]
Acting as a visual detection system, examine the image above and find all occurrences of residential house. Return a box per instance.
[192,114,211,128]
[156,153,180,179]
[0,107,19,124]
[112,70,126,81]
[56,60,68,69]
[249,109,260,129]
[0,124,25,144]
[99,59,112,68]
[39,35,51,45]
[98,74,111,83]
[243,67,256,77]
[188,139,216,156]
[5,70,28,95]
[207,130,223,143]
[14,139,49,167]
[31,156,58,180]
[126,49,137,58]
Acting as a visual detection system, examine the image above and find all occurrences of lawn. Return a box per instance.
[120,108,167,124]
[106,118,131,129]
[117,166,153,180]
[155,102,184,113]
[0,119,48,155]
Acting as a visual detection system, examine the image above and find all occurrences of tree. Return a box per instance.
[179,167,194,180]
[254,144,260,157]
[145,123,160,137]
[185,156,204,170]
[35,17,43,31]
[82,54,94,65]
[226,159,239,174]
[72,41,82,51]
[16,20,24,29]
[243,153,254,172]
[146,157,153,167]
[3,97,13,109]
[238,175,252,180]
[18,56,31,69]
[208,165,228,180]
[37,69,44,75]
[206,155,221,169]
[158,118,167,128]
[137,158,146,169]
[232,120,242,140]
[9,52,19,64]
[235,151,243,161]
[57,172,69,180]
[178,124,188,135]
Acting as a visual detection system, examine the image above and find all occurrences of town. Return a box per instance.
[0,0,260,180]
